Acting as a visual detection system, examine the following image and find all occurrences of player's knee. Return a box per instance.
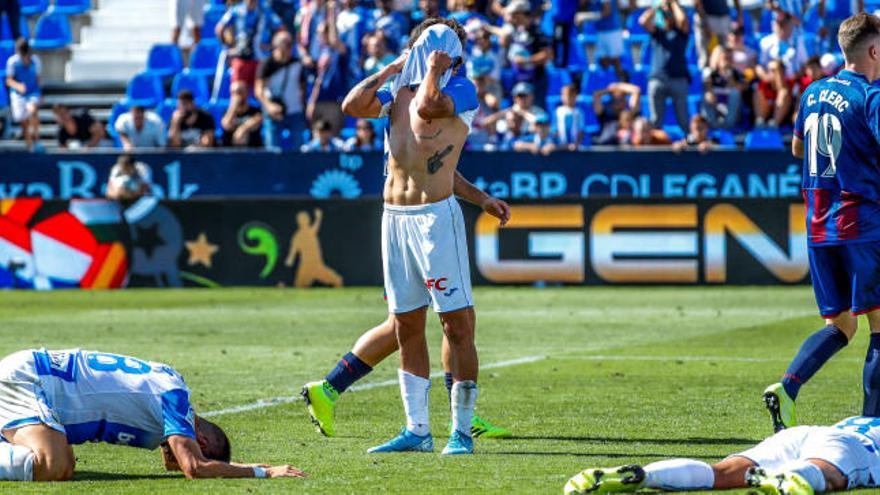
[440,312,473,345]
[822,467,847,492]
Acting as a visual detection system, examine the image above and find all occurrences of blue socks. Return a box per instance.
[325,352,373,394]
[782,325,849,400]
[864,334,880,416]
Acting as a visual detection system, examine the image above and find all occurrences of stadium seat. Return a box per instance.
[580,20,598,45]
[567,32,586,69]
[625,8,649,44]
[211,68,231,106]
[209,103,224,137]
[155,99,176,124]
[733,8,753,37]
[189,40,222,78]
[688,67,702,96]
[744,128,784,150]
[629,68,648,94]
[547,66,572,97]
[638,43,652,70]
[663,125,684,142]
[1,15,28,41]
[577,95,599,135]
[802,5,820,34]
[758,9,773,36]
[171,70,210,104]
[20,0,49,17]
[340,127,356,140]
[125,72,165,108]
[582,68,618,95]
[0,42,13,78]
[146,44,184,79]
[52,0,90,15]
[711,129,735,146]
[201,4,227,41]
[685,38,698,66]
[106,101,129,139]
[30,11,71,49]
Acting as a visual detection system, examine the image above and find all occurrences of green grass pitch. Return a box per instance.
[0,286,876,494]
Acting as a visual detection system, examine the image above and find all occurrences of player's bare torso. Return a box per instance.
[383,87,468,206]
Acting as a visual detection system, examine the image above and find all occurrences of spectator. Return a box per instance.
[168,89,216,148]
[554,83,585,150]
[370,0,410,53]
[53,104,107,149]
[629,116,671,147]
[702,46,744,129]
[449,0,489,33]
[337,0,370,86]
[593,0,633,78]
[672,114,716,153]
[693,0,741,69]
[758,11,807,78]
[817,0,863,53]
[468,27,504,85]
[616,108,635,144]
[217,0,284,92]
[301,119,343,151]
[753,58,793,126]
[796,55,823,93]
[305,3,349,133]
[548,0,578,68]
[257,30,307,150]
[115,105,167,150]
[106,154,153,201]
[412,0,443,24]
[221,81,264,147]
[593,81,640,145]
[514,113,558,155]
[484,81,549,135]
[497,109,527,150]
[6,39,41,151]
[467,62,502,149]
[171,0,205,46]
[363,32,396,76]
[503,0,552,109]
[640,0,690,134]
[717,23,757,77]
[343,119,379,151]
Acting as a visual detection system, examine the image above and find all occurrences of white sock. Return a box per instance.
[782,461,826,493]
[644,459,714,490]
[398,369,430,436]
[450,380,478,437]
[0,442,34,481]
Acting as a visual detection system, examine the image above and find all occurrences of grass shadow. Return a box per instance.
[509,436,759,446]
[74,471,181,481]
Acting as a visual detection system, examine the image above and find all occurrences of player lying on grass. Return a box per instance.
[565,415,880,494]
[763,13,880,434]
[302,171,513,440]
[0,349,305,481]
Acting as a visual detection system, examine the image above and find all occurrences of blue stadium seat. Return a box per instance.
[211,68,231,106]
[629,67,648,94]
[189,39,221,78]
[744,128,783,149]
[580,20,598,44]
[52,0,90,15]
[711,129,735,146]
[733,8,753,37]
[663,103,681,127]
[547,66,572,97]
[625,8,649,44]
[155,99,176,124]
[567,32,586,69]
[582,68,618,95]
[202,4,227,41]
[340,127,356,140]
[0,42,13,78]
[125,72,165,107]
[638,43,652,70]
[577,95,599,135]
[20,0,49,17]
[171,70,210,104]
[106,101,129,139]
[1,15,28,41]
[664,125,684,142]
[546,95,561,116]
[685,38,698,66]
[0,85,8,110]
[209,103,224,138]
[30,11,71,49]
[146,44,184,79]
[689,67,702,96]
[758,9,773,36]
[803,5,820,34]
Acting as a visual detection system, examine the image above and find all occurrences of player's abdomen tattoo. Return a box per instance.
[427,145,454,175]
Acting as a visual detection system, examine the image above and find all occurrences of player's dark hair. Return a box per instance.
[177,89,195,102]
[196,416,231,463]
[15,38,29,55]
[407,18,467,50]
[838,13,880,60]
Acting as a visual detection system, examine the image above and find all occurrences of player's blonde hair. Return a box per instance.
[838,13,880,61]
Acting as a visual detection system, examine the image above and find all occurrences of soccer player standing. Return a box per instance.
[340,18,481,455]
[764,13,880,432]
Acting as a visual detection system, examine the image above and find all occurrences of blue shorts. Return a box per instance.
[810,242,880,318]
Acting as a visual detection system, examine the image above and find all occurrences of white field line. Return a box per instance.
[201,355,546,418]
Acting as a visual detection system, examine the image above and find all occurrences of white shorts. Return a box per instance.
[382,196,473,314]
[596,30,624,59]
[733,426,879,489]
[170,0,205,28]
[10,93,38,123]
[0,351,63,440]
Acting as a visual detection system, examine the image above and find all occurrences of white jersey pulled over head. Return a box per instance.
[0,349,195,450]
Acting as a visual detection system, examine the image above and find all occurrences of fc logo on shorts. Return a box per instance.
[425,278,459,297]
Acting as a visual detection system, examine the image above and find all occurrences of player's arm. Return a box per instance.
[454,171,510,226]
[791,136,804,159]
[340,51,406,118]
[414,51,458,120]
[163,435,305,479]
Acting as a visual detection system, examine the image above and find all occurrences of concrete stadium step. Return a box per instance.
[70,49,150,62]
[43,93,124,108]
[66,60,146,83]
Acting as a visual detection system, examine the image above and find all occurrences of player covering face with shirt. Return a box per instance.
[0,349,305,481]
[762,13,880,435]
[339,17,485,456]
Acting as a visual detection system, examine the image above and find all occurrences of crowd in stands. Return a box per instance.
[1,0,869,151]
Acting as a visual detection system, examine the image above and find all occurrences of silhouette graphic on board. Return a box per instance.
[285,209,343,287]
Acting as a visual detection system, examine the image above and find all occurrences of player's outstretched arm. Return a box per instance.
[414,51,456,120]
[454,171,510,226]
[341,51,407,118]
[163,435,306,479]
